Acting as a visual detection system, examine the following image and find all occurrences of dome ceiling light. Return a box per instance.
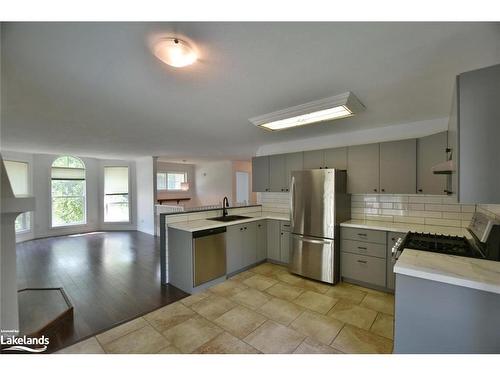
[153,38,197,68]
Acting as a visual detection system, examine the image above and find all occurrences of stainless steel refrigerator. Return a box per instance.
[289,169,350,284]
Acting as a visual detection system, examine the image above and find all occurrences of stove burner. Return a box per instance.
[401,232,483,259]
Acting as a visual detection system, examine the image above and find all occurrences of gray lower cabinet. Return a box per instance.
[252,156,270,192]
[256,220,267,262]
[341,252,386,287]
[417,132,448,195]
[226,222,257,274]
[324,147,347,169]
[387,232,405,291]
[280,221,291,264]
[266,220,290,264]
[395,274,500,353]
[379,139,417,194]
[347,143,380,194]
[340,227,388,289]
[266,220,281,261]
[226,225,244,274]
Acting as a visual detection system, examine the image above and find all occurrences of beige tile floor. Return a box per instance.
[58,262,394,354]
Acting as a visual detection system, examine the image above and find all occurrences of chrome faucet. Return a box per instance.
[222,196,229,217]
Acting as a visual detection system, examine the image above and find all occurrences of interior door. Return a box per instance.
[291,169,334,239]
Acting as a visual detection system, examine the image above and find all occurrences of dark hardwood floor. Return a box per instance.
[16,231,188,353]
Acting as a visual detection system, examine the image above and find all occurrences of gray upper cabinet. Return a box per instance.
[379,139,417,194]
[457,64,500,203]
[417,132,447,195]
[269,154,286,192]
[284,152,303,192]
[347,143,380,194]
[269,152,303,192]
[303,148,347,169]
[303,150,324,169]
[324,147,347,169]
[252,156,270,192]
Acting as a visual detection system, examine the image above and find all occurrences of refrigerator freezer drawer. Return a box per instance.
[289,233,338,284]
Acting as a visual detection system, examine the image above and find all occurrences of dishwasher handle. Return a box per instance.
[193,226,227,238]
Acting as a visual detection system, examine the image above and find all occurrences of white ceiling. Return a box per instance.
[2,22,499,160]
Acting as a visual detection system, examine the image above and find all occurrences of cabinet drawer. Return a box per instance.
[341,252,386,287]
[341,227,386,244]
[341,239,386,259]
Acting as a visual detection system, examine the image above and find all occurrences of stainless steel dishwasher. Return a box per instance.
[192,227,227,287]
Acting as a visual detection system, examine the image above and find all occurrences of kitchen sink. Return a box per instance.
[208,215,250,222]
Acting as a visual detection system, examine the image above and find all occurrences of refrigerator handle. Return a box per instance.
[291,233,333,245]
[290,176,295,228]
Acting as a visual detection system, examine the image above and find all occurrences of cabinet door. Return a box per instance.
[284,152,303,192]
[324,147,347,169]
[242,222,257,267]
[347,143,380,194]
[459,64,500,203]
[252,156,270,192]
[269,154,286,192]
[280,230,290,264]
[387,232,405,291]
[379,139,417,194]
[303,150,324,169]
[226,225,243,274]
[417,132,447,195]
[256,220,267,262]
[266,220,281,261]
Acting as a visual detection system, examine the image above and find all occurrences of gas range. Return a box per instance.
[392,212,500,262]
[393,232,483,259]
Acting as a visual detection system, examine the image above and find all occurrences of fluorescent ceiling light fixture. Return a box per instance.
[153,38,197,68]
[250,92,365,131]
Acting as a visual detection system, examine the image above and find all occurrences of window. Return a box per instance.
[4,160,31,233]
[51,156,86,227]
[104,166,130,222]
[157,172,187,191]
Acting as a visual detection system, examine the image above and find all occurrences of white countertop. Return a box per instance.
[167,212,290,232]
[395,249,500,295]
[340,219,470,237]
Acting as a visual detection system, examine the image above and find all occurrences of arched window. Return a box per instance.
[51,156,86,227]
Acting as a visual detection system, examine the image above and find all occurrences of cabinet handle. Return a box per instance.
[357,246,367,250]
[381,189,385,192]
[418,189,423,193]
[357,260,368,264]
[357,233,367,237]
[373,189,377,192]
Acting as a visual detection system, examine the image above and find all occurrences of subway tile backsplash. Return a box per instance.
[257,192,498,228]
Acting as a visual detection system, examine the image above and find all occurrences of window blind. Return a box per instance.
[104,167,129,195]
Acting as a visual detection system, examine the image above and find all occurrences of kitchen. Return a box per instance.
[1,17,500,368]
[157,64,500,354]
